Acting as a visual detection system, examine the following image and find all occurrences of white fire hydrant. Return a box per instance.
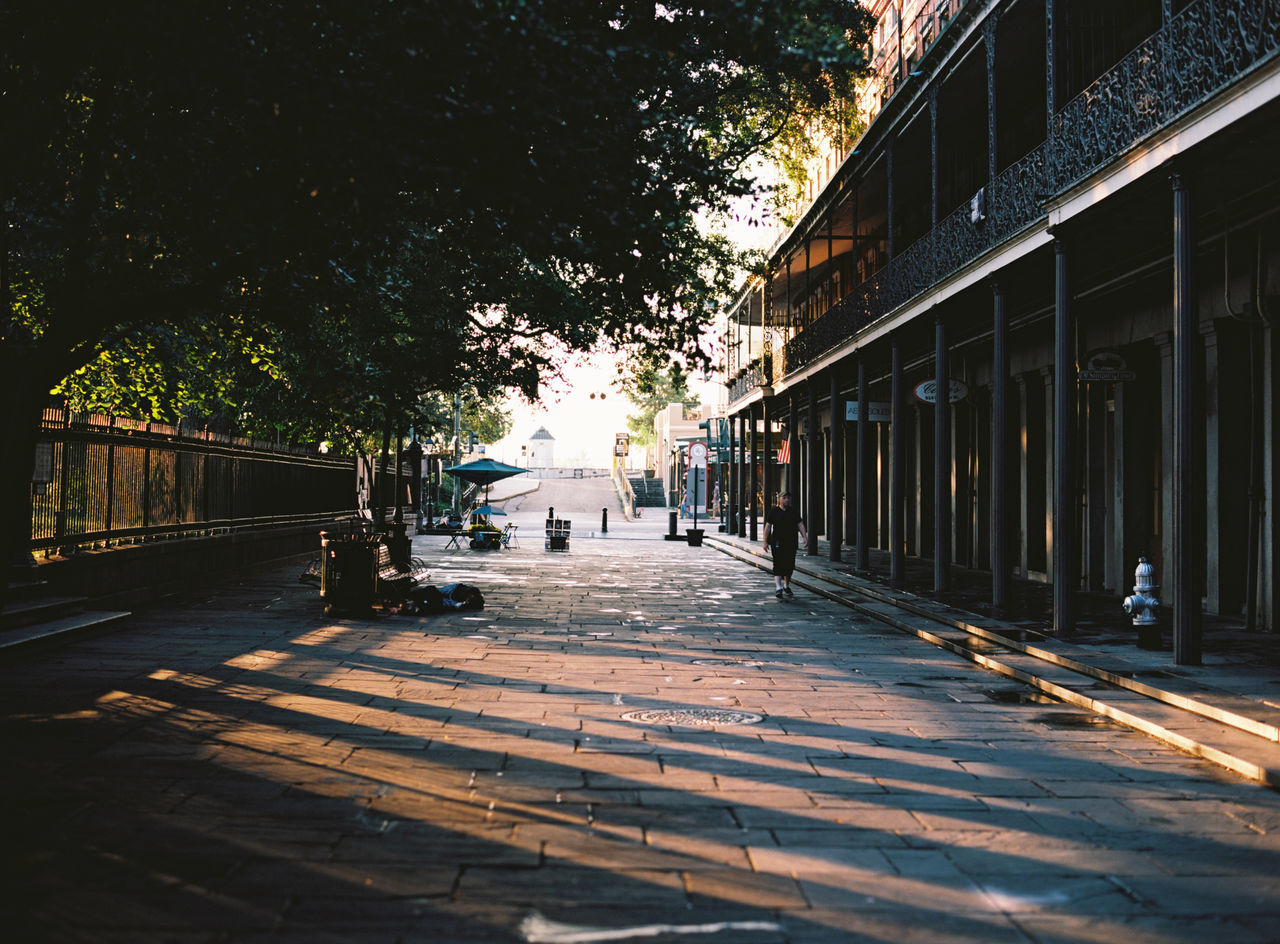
[1123,556,1162,649]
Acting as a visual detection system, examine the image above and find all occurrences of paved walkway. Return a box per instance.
[2,508,1279,943]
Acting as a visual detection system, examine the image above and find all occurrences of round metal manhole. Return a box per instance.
[620,708,765,727]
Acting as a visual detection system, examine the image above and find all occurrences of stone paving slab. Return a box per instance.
[1,512,1279,943]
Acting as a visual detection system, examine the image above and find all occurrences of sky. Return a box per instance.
[487,349,722,469]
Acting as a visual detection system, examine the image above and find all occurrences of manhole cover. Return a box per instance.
[621,708,764,727]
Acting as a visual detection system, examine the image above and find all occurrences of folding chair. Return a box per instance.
[501,524,519,549]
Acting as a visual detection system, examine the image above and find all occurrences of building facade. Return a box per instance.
[721,0,1280,663]
[527,427,555,469]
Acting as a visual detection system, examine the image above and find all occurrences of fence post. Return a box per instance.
[104,415,116,539]
[55,404,71,552]
[143,421,152,534]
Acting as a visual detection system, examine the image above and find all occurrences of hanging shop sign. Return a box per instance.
[688,440,709,470]
[912,378,969,404]
[845,400,892,423]
[1078,350,1136,383]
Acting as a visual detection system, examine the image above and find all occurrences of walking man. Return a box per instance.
[763,491,807,598]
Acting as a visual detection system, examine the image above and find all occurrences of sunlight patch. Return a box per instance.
[521,912,780,943]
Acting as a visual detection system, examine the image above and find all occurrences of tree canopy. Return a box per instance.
[1,0,873,557]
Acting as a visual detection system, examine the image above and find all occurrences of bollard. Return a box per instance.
[1123,556,1162,650]
[601,507,608,533]
[663,509,683,540]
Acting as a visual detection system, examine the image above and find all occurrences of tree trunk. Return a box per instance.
[0,347,55,610]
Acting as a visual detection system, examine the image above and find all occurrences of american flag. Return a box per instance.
[777,435,791,465]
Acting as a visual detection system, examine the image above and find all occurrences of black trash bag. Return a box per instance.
[440,583,485,611]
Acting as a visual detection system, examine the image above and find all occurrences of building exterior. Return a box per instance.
[654,403,712,508]
[527,426,555,469]
[721,0,1280,664]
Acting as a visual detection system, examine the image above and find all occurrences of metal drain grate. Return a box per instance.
[621,708,764,727]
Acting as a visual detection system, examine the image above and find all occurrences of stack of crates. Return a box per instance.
[545,517,571,551]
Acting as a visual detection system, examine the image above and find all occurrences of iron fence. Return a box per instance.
[31,406,359,553]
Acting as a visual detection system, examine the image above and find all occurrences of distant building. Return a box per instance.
[527,426,555,469]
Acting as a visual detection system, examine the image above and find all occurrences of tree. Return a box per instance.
[616,355,701,450]
[2,1,873,573]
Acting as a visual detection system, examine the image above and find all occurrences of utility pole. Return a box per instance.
[452,393,462,514]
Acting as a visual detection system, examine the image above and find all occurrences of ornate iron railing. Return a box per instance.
[728,360,766,403]
[31,406,361,553]
[750,0,1280,394]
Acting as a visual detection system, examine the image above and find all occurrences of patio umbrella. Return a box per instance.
[443,458,528,505]
[472,505,507,517]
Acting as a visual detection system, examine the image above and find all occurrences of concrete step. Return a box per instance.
[0,610,132,656]
[5,576,53,604]
[0,595,91,630]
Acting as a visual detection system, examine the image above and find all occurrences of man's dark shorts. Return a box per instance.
[771,542,797,578]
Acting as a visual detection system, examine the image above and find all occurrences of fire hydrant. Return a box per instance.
[1123,556,1162,650]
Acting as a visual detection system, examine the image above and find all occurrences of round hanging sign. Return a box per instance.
[913,378,969,404]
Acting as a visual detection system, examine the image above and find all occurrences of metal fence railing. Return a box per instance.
[31,406,358,554]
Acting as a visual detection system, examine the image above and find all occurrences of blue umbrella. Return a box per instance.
[472,505,507,517]
[443,458,528,504]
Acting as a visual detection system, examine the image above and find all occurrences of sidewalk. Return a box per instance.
[2,514,1278,942]
[705,526,1280,699]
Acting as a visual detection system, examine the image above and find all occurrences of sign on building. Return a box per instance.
[846,400,892,422]
[913,378,970,404]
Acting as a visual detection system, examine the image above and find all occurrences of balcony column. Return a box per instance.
[738,412,748,539]
[805,237,812,329]
[1046,0,1059,124]
[828,215,836,301]
[891,338,906,585]
[935,311,951,593]
[749,402,760,543]
[726,411,738,535]
[785,255,793,333]
[1053,237,1076,635]
[788,390,800,495]
[857,355,871,572]
[762,394,774,521]
[806,376,820,556]
[829,368,843,561]
[985,14,999,188]
[929,86,940,228]
[1016,373,1030,578]
[886,134,896,261]
[1172,172,1201,664]
[1041,365,1056,581]
[992,281,1009,612]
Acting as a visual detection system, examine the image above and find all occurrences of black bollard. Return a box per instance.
[668,511,677,536]
[601,507,608,532]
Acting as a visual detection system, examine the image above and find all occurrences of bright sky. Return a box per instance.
[488,347,723,469]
